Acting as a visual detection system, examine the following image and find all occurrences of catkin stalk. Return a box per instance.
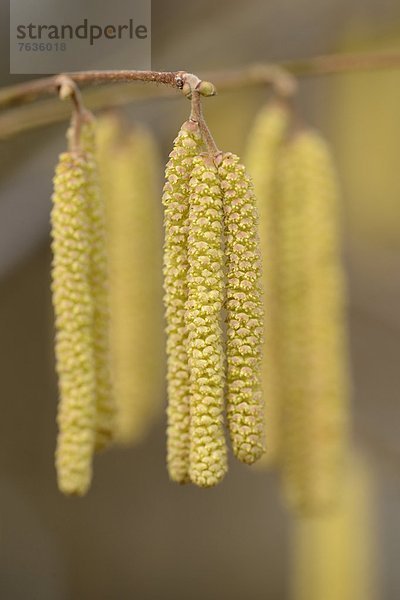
[162,121,205,483]
[218,152,265,465]
[186,155,227,487]
[52,150,97,495]
[277,130,349,514]
[97,116,164,444]
[245,101,290,465]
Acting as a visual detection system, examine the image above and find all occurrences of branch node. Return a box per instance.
[55,75,85,116]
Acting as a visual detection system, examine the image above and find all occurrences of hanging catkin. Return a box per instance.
[51,141,97,495]
[162,121,205,483]
[245,101,290,465]
[291,452,376,600]
[79,118,114,451]
[96,115,164,444]
[277,129,349,514]
[218,152,265,465]
[186,155,227,487]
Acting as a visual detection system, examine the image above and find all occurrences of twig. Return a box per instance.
[0,70,183,110]
[1,50,400,139]
[0,81,175,139]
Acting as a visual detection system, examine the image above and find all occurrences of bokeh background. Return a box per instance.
[1,0,400,598]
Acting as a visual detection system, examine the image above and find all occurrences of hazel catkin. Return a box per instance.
[277,129,349,514]
[51,150,97,496]
[292,452,375,600]
[162,121,205,483]
[245,101,290,465]
[96,116,164,445]
[80,118,114,451]
[218,152,265,465]
[186,155,227,487]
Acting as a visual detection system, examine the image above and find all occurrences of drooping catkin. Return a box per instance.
[245,101,290,465]
[291,452,376,600]
[75,118,114,451]
[162,121,205,483]
[96,116,164,444]
[277,129,349,514]
[218,152,265,465]
[186,155,227,487]
[51,149,97,496]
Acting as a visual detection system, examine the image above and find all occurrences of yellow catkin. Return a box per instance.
[218,152,265,465]
[96,116,164,444]
[277,130,349,514]
[291,452,376,600]
[78,119,114,451]
[245,101,290,466]
[51,150,97,496]
[162,121,205,483]
[186,155,227,487]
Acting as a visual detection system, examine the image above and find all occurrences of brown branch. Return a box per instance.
[2,50,400,139]
[0,81,175,139]
[0,70,183,110]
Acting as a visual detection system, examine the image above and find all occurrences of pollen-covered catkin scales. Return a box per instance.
[218,153,265,464]
[186,156,227,487]
[97,117,164,444]
[245,102,290,465]
[52,151,97,496]
[80,119,114,451]
[163,121,205,483]
[278,130,349,514]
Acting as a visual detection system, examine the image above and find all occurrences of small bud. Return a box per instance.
[182,82,192,99]
[198,81,217,97]
[58,81,74,101]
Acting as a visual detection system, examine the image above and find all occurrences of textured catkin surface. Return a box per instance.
[218,152,265,465]
[245,101,290,466]
[80,121,114,451]
[51,151,97,496]
[277,131,349,515]
[186,156,227,487]
[292,453,375,600]
[162,121,205,483]
[97,117,164,445]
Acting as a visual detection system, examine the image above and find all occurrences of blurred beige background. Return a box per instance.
[1,0,400,598]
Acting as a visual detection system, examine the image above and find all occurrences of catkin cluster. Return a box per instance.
[51,94,348,501]
[52,115,113,495]
[163,121,264,487]
[246,101,349,515]
[51,112,164,495]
